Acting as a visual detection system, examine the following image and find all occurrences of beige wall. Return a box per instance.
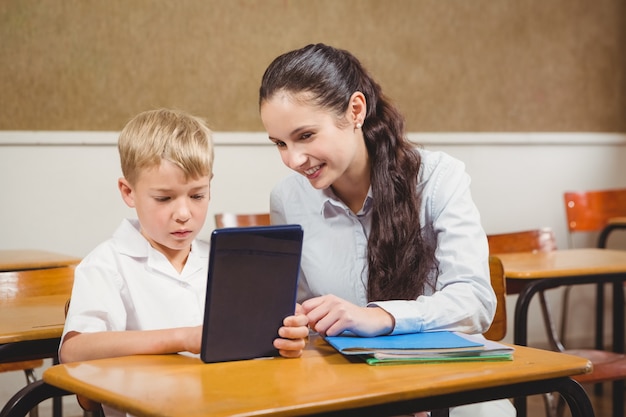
[1,0,625,132]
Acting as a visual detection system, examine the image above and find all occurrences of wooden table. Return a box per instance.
[0,294,69,360]
[0,266,75,362]
[0,249,80,272]
[0,337,595,417]
[1,252,79,417]
[498,248,626,417]
[498,248,626,348]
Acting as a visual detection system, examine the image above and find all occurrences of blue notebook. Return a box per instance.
[324,331,514,365]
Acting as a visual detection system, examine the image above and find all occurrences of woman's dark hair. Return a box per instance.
[260,43,438,301]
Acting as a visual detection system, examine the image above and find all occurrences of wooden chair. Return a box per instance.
[483,256,507,342]
[563,188,626,356]
[1,265,77,417]
[564,188,626,248]
[488,227,626,417]
[214,212,271,228]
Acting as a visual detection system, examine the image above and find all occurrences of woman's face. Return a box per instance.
[260,92,366,190]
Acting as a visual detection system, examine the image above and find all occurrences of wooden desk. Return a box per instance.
[0,267,74,359]
[0,294,67,347]
[498,248,626,348]
[498,248,626,417]
[0,339,595,417]
[0,253,78,417]
[0,250,80,272]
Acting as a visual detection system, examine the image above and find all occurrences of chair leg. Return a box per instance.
[555,392,567,417]
[594,281,605,396]
[22,370,39,417]
[538,290,565,352]
[542,392,558,417]
[23,369,37,385]
[611,380,624,417]
[558,286,571,347]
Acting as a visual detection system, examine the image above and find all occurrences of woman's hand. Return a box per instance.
[301,294,394,337]
[274,303,310,358]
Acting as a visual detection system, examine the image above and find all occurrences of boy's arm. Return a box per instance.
[61,320,309,363]
[59,326,202,363]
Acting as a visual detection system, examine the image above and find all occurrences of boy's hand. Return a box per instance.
[274,305,309,358]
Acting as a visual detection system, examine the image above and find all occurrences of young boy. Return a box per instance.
[60,109,307,385]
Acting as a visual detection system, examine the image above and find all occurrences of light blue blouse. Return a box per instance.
[270,149,496,335]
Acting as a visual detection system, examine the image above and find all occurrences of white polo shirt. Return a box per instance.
[62,218,209,342]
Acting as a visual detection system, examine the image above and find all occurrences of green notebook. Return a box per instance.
[324,331,514,365]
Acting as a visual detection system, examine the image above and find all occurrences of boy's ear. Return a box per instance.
[118,177,136,208]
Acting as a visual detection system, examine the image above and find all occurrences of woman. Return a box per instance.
[259,43,515,416]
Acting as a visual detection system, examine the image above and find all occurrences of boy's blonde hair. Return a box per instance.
[118,108,214,185]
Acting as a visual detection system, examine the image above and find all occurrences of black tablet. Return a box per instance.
[200,224,303,363]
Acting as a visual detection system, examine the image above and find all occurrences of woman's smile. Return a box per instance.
[304,164,323,179]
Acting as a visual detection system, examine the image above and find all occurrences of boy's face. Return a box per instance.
[119,159,211,260]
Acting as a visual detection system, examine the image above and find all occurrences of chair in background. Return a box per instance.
[562,188,626,355]
[214,212,271,228]
[488,227,626,417]
[487,228,558,347]
[483,256,507,342]
[564,188,626,249]
[0,361,42,417]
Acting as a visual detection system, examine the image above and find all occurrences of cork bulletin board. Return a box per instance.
[1,0,625,132]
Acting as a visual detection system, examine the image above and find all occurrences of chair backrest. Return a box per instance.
[483,256,507,341]
[486,227,557,295]
[564,188,626,233]
[214,213,271,228]
[486,227,557,255]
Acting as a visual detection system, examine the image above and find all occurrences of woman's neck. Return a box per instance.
[332,146,371,214]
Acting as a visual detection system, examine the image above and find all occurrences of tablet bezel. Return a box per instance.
[200,224,303,363]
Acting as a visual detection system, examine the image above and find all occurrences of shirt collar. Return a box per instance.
[321,186,374,217]
[113,218,209,277]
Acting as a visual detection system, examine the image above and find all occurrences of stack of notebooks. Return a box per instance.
[324,331,514,365]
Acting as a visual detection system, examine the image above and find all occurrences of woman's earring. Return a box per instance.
[356,123,362,129]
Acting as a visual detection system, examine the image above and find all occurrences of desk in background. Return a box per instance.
[0,250,79,417]
[1,336,594,417]
[0,253,78,362]
[499,248,626,417]
[0,250,80,272]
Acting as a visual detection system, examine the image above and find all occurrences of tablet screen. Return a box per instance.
[200,224,303,363]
